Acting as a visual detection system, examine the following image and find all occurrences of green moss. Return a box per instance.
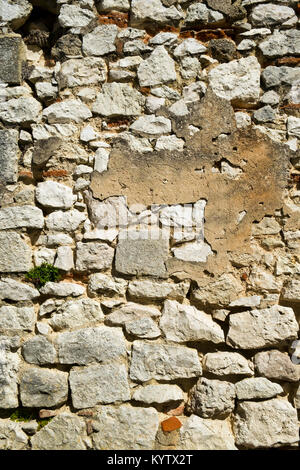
[26,263,61,288]
[9,408,36,423]
[37,417,53,431]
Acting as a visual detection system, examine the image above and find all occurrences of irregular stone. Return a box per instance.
[235,377,283,400]
[209,39,236,62]
[132,384,184,404]
[21,421,38,435]
[203,352,254,377]
[0,205,44,230]
[106,302,161,326]
[235,111,251,128]
[253,105,276,123]
[115,230,169,277]
[58,58,107,88]
[179,415,236,450]
[252,216,281,235]
[137,46,176,87]
[0,97,42,126]
[248,267,281,292]
[174,38,207,57]
[184,3,224,26]
[0,348,20,408]
[172,240,213,262]
[35,82,58,102]
[88,273,127,297]
[70,363,130,408]
[123,39,152,55]
[131,0,183,26]
[22,336,57,364]
[51,33,82,61]
[128,279,190,301]
[149,32,178,46]
[20,368,68,408]
[262,66,300,88]
[75,242,114,272]
[254,350,300,382]
[0,0,32,29]
[260,90,280,106]
[188,378,235,418]
[155,135,184,152]
[46,209,86,232]
[237,39,255,51]
[281,280,300,303]
[130,114,171,137]
[0,35,24,85]
[0,278,39,301]
[125,317,161,339]
[98,0,130,11]
[40,282,85,297]
[226,305,298,350]
[287,116,300,139]
[250,4,295,26]
[115,131,153,153]
[0,128,19,184]
[208,56,260,106]
[229,295,261,308]
[0,421,28,450]
[57,326,126,365]
[58,4,95,28]
[192,273,244,308]
[233,399,299,448]
[43,100,92,124]
[94,147,110,173]
[160,300,225,344]
[36,181,74,209]
[92,83,145,117]
[0,232,32,272]
[50,298,104,331]
[54,246,74,271]
[82,25,118,56]
[31,413,87,450]
[259,30,300,58]
[130,341,202,381]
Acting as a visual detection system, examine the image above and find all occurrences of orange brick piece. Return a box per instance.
[161,417,182,433]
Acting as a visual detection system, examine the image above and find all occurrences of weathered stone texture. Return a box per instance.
[0,129,19,184]
[130,341,202,381]
[92,405,159,450]
[234,399,299,448]
[0,35,24,84]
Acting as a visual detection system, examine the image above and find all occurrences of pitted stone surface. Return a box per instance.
[20,368,68,408]
[130,341,202,381]
[92,405,159,450]
[57,326,126,365]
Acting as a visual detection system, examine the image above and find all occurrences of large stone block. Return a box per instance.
[20,368,68,408]
[0,129,19,184]
[115,231,169,278]
[130,341,202,381]
[70,363,131,408]
[226,305,298,350]
[92,405,159,450]
[233,399,299,448]
[57,326,126,365]
[0,35,23,84]
[179,415,236,450]
[31,413,87,450]
[0,232,32,272]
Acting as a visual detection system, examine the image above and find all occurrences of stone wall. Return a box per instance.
[0,0,299,450]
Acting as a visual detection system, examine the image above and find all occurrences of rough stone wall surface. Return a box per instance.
[0,0,299,451]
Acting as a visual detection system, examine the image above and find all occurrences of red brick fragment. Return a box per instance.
[161,417,182,432]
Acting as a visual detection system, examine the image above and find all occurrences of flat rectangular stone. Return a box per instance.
[0,35,24,85]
